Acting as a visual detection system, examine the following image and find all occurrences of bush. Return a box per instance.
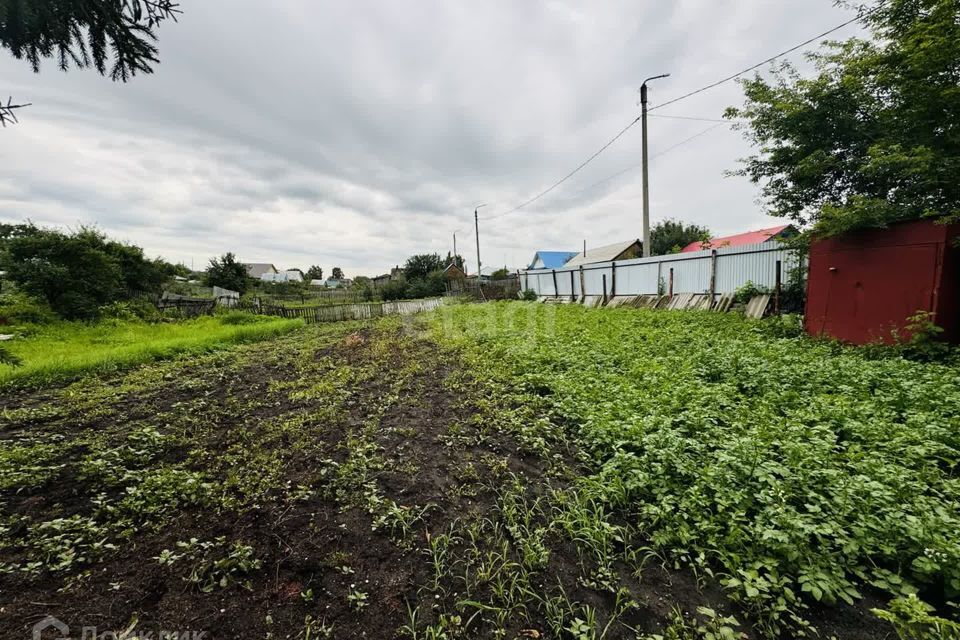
[0,224,175,320]
[407,270,445,299]
[0,344,21,367]
[733,280,772,305]
[0,292,57,326]
[98,299,162,323]
[380,277,409,302]
[522,289,538,301]
[755,313,805,338]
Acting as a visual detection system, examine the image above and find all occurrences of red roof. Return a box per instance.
[680,225,792,253]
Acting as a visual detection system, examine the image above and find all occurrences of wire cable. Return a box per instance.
[649,6,879,112]
[480,115,640,221]
[649,113,734,124]
[480,4,880,222]
[543,122,729,208]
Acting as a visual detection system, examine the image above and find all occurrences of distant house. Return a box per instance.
[243,263,278,279]
[324,278,353,289]
[527,251,578,270]
[680,225,795,253]
[309,279,327,287]
[563,239,642,268]
[442,263,466,280]
[372,266,405,288]
[473,265,517,281]
[261,270,303,283]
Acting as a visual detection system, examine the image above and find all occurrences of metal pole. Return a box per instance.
[640,74,670,258]
[474,204,486,278]
[453,232,457,269]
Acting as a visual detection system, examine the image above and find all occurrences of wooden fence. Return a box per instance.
[157,296,217,317]
[257,297,444,324]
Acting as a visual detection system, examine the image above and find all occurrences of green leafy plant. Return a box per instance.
[873,595,960,640]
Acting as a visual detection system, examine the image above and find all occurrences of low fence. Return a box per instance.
[447,276,521,300]
[157,295,217,318]
[270,288,379,305]
[258,297,444,324]
[520,242,802,301]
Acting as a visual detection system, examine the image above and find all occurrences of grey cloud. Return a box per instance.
[0,0,860,274]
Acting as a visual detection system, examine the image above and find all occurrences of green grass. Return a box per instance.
[0,315,303,388]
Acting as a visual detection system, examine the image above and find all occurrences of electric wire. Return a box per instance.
[479,5,878,221]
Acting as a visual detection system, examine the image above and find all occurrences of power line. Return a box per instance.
[480,115,640,221]
[547,122,729,207]
[649,6,879,112]
[649,113,734,124]
[480,4,879,222]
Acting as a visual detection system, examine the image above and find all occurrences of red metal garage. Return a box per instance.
[805,219,960,345]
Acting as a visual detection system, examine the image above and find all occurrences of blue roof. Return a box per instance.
[529,251,578,269]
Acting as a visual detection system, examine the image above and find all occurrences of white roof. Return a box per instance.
[563,239,640,268]
[261,271,302,283]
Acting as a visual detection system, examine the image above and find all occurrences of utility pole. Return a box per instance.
[641,73,670,258]
[452,232,458,269]
[474,204,487,277]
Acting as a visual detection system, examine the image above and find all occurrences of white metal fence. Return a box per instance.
[520,242,802,299]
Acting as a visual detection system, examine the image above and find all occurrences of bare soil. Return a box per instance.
[0,321,889,639]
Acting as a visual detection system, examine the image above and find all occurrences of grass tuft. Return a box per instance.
[0,315,303,388]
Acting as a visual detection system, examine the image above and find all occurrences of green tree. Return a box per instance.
[490,268,510,280]
[305,265,323,281]
[0,223,174,319]
[331,267,344,280]
[403,253,444,281]
[0,0,180,125]
[1,225,121,319]
[380,276,409,302]
[204,253,250,295]
[649,219,711,255]
[726,0,960,237]
[444,252,465,270]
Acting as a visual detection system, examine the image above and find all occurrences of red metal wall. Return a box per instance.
[805,219,960,345]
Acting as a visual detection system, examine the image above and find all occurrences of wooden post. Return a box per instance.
[570,270,576,302]
[602,274,608,305]
[579,266,586,302]
[709,249,717,307]
[669,268,674,297]
[552,269,559,297]
[774,260,782,314]
[611,261,617,297]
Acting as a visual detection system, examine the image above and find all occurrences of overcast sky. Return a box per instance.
[0,1,866,276]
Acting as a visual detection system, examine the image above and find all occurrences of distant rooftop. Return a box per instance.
[680,225,794,253]
[563,239,641,268]
[528,250,578,270]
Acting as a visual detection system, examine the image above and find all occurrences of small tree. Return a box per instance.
[444,252,465,270]
[331,267,344,280]
[726,0,960,235]
[305,265,323,281]
[205,253,250,294]
[649,219,711,255]
[403,254,444,281]
[490,268,510,280]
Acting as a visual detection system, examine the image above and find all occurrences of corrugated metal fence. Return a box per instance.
[520,242,802,300]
